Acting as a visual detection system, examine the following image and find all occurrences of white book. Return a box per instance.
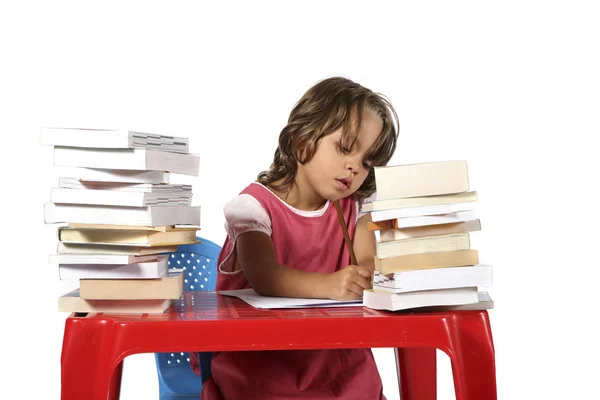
[44,203,201,226]
[54,147,199,176]
[375,219,481,242]
[58,255,169,280]
[58,178,190,192]
[417,291,493,311]
[49,253,157,265]
[50,188,192,207]
[373,265,493,293]
[60,168,170,184]
[40,127,189,153]
[373,161,469,201]
[363,287,479,311]
[390,211,478,229]
[370,202,475,222]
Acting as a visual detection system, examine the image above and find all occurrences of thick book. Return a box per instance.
[363,191,477,213]
[59,289,174,313]
[50,188,192,207]
[58,178,190,192]
[57,242,178,255]
[58,255,169,280]
[375,220,481,242]
[49,253,157,264]
[60,167,170,184]
[373,264,493,293]
[374,250,479,274]
[58,226,198,246]
[79,269,184,300]
[373,160,469,200]
[375,233,471,259]
[54,147,199,176]
[363,287,479,312]
[44,203,201,226]
[368,211,478,231]
[40,127,189,153]
[370,202,475,223]
[409,291,493,311]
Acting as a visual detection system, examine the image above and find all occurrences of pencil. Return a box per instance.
[333,200,358,265]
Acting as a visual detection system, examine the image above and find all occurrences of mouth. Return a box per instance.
[336,178,351,190]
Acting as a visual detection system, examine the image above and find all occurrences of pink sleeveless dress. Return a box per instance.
[200,182,386,400]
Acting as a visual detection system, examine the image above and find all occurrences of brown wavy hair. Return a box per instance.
[257,76,399,200]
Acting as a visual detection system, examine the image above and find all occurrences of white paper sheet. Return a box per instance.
[218,288,363,309]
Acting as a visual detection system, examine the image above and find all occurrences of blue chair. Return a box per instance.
[154,237,221,399]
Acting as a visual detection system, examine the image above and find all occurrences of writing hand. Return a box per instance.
[325,265,372,301]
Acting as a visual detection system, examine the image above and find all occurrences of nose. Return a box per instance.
[345,154,361,174]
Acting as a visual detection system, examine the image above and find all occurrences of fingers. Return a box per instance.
[354,266,372,279]
[342,264,372,279]
[349,275,371,297]
[331,265,375,300]
[357,275,372,290]
[346,265,372,287]
[347,282,366,299]
[345,268,372,298]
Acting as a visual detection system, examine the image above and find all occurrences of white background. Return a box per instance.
[1,1,599,399]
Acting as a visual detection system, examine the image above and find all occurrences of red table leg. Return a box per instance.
[61,318,119,400]
[395,347,437,400]
[108,361,123,400]
[447,312,497,400]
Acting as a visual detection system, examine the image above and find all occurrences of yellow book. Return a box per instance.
[362,191,477,212]
[58,289,174,313]
[375,233,471,259]
[79,270,184,300]
[376,220,481,242]
[374,250,479,274]
[58,226,199,246]
[57,242,178,255]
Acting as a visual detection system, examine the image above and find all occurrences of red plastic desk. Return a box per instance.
[61,292,496,400]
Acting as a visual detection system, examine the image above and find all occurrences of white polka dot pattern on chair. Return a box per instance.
[165,352,191,366]
[162,241,219,369]
[168,252,214,292]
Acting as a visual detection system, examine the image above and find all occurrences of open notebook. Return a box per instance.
[218,289,362,309]
[218,288,494,311]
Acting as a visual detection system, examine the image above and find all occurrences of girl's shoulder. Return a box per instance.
[222,186,273,240]
[223,182,376,230]
[241,182,333,218]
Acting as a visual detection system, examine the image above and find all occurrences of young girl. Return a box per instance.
[201,76,399,400]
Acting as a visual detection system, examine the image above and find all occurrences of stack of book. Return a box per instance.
[41,127,201,313]
[361,160,493,311]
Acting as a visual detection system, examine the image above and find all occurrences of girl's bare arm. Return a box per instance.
[236,231,371,300]
[353,213,377,271]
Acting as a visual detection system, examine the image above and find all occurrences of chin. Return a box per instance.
[318,183,354,201]
[316,189,338,202]
[328,190,354,201]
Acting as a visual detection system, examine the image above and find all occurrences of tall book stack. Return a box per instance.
[361,160,494,311]
[41,127,201,314]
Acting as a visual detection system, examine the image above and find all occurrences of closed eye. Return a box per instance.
[337,141,351,154]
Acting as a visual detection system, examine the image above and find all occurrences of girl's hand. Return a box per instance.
[324,265,373,300]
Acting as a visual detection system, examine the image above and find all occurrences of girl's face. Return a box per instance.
[297,110,383,201]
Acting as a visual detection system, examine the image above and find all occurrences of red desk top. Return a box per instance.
[69,292,449,322]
